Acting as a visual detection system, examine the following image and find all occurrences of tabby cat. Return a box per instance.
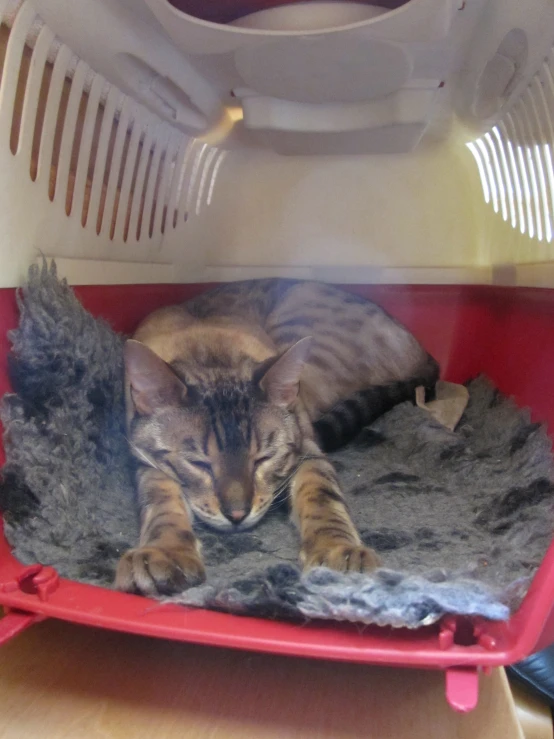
[115,279,438,596]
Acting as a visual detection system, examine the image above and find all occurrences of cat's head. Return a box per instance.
[124,338,312,531]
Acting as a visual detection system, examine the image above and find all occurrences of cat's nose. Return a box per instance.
[226,509,248,525]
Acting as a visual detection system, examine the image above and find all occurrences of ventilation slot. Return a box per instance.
[29,40,55,182]
[1,1,37,154]
[106,101,134,241]
[467,49,554,244]
[9,19,31,154]
[128,128,154,242]
[149,132,178,238]
[152,133,180,236]
[168,141,228,224]
[0,0,227,262]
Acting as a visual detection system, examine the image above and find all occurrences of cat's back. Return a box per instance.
[138,281,427,370]
[184,278,300,323]
[187,279,422,360]
[186,279,430,404]
[133,279,433,420]
[184,278,384,329]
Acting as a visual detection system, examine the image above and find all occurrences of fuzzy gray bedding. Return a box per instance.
[1,263,553,628]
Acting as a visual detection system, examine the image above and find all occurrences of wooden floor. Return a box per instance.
[0,618,529,738]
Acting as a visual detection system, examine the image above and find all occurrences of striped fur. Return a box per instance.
[315,361,439,451]
[115,280,439,596]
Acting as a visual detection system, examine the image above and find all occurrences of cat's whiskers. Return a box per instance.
[126,438,158,470]
[270,454,314,504]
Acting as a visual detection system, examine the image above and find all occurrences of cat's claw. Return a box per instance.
[115,545,206,596]
[301,543,381,574]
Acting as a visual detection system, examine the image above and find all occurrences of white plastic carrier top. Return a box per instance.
[0,0,553,288]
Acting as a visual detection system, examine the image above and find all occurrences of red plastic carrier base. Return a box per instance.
[2,282,554,712]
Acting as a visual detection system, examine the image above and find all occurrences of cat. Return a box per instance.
[115,279,439,596]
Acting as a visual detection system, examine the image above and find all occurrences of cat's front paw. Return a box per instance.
[115,545,206,596]
[301,542,381,574]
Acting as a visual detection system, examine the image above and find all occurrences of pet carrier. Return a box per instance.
[1,0,554,712]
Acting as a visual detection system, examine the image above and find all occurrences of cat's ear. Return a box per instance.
[124,340,186,415]
[255,337,313,408]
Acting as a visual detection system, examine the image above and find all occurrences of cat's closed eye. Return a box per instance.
[188,460,212,473]
[254,455,273,468]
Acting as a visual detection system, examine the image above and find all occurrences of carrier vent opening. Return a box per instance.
[467,49,554,246]
[0,0,229,267]
[166,0,409,26]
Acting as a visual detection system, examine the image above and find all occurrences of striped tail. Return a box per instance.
[314,356,440,452]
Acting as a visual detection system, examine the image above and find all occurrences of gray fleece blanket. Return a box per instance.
[1,262,553,628]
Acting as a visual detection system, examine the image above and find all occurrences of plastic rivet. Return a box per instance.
[478,633,497,650]
[439,627,454,650]
[33,566,60,602]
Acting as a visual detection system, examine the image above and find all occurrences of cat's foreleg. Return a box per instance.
[115,466,205,595]
[289,443,381,573]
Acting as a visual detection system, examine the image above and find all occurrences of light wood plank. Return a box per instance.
[0,619,526,739]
